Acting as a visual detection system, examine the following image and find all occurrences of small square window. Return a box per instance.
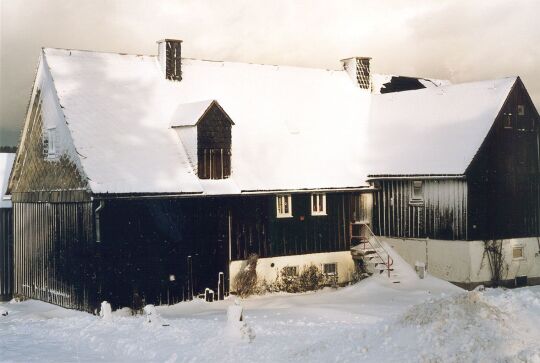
[276,194,293,218]
[311,193,327,216]
[518,105,525,116]
[283,266,298,277]
[513,247,524,259]
[323,263,337,275]
[411,181,423,201]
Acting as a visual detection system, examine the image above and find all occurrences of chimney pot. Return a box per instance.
[157,39,183,81]
[341,57,371,90]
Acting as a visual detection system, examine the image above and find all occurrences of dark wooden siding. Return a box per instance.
[0,208,13,301]
[197,103,232,179]
[13,202,96,312]
[467,78,540,240]
[231,192,366,260]
[372,179,468,240]
[97,198,230,309]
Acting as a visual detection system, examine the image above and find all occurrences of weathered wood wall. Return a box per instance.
[13,202,96,312]
[8,87,87,199]
[231,192,367,260]
[0,208,13,301]
[467,78,540,240]
[372,179,468,240]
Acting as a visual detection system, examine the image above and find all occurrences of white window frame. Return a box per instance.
[323,262,337,276]
[311,193,327,216]
[276,194,292,218]
[44,127,57,159]
[411,180,423,201]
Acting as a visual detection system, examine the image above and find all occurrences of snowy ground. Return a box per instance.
[2,264,540,362]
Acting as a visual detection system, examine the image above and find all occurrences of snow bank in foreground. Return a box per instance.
[1,275,540,362]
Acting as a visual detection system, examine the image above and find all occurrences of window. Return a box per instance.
[518,105,525,116]
[411,180,423,201]
[283,266,298,277]
[198,148,231,179]
[323,263,337,276]
[503,114,512,129]
[311,193,327,216]
[513,246,524,259]
[276,194,292,218]
[43,128,57,158]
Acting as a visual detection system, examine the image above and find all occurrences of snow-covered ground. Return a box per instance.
[2,267,540,362]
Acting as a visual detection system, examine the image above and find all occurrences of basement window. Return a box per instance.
[276,194,292,218]
[411,180,423,201]
[323,263,337,276]
[283,266,298,277]
[512,246,524,260]
[311,193,327,216]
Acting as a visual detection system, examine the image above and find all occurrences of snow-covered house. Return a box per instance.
[5,39,539,311]
[0,153,15,301]
[368,77,540,288]
[6,40,378,311]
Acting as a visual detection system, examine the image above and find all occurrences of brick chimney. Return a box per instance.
[341,57,371,90]
[157,39,183,81]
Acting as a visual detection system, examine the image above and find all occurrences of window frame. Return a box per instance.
[283,266,299,277]
[276,194,293,218]
[410,180,424,202]
[517,105,525,116]
[512,246,525,260]
[44,127,57,159]
[323,262,337,276]
[311,193,327,216]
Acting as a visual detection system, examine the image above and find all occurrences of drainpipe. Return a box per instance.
[95,200,105,243]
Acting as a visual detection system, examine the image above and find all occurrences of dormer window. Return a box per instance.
[170,100,234,180]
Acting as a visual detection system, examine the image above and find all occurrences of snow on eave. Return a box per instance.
[170,100,235,127]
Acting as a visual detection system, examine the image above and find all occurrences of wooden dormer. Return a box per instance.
[170,100,234,179]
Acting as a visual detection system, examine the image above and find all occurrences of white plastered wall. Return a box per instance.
[229,251,356,291]
[383,236,540,285]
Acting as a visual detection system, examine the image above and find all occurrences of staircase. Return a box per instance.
[350,222,400,283]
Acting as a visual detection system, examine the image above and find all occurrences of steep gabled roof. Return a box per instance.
[170,100,234,127]
[0,153,15,208]
[365,77,517,176]
[42,48,371,194]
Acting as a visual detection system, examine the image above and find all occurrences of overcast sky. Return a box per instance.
[1,0,539,146]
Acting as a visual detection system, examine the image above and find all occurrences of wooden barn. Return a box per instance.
[0,153,15,301]
[6,40,376,312]
[367,77,540,288]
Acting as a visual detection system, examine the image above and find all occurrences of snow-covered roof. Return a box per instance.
[170,99,233,127]
[365,77,516,176]
[43,48,371,194]
[0,153,15,208]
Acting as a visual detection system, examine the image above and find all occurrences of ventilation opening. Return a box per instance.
[515,275,527,287]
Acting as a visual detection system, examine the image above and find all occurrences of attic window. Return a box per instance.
[276,194,292,218]
[199,148,231,179]
[311,193,327,216]
[503,114,512,129]
[43,128,57,158]
[411,181,423,201]
[518,105,525,116]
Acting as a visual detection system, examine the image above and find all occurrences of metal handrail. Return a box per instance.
[353,223,393,277]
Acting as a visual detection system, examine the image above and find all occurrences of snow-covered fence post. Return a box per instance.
[205,288,214,302]
[218,272,225,300]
